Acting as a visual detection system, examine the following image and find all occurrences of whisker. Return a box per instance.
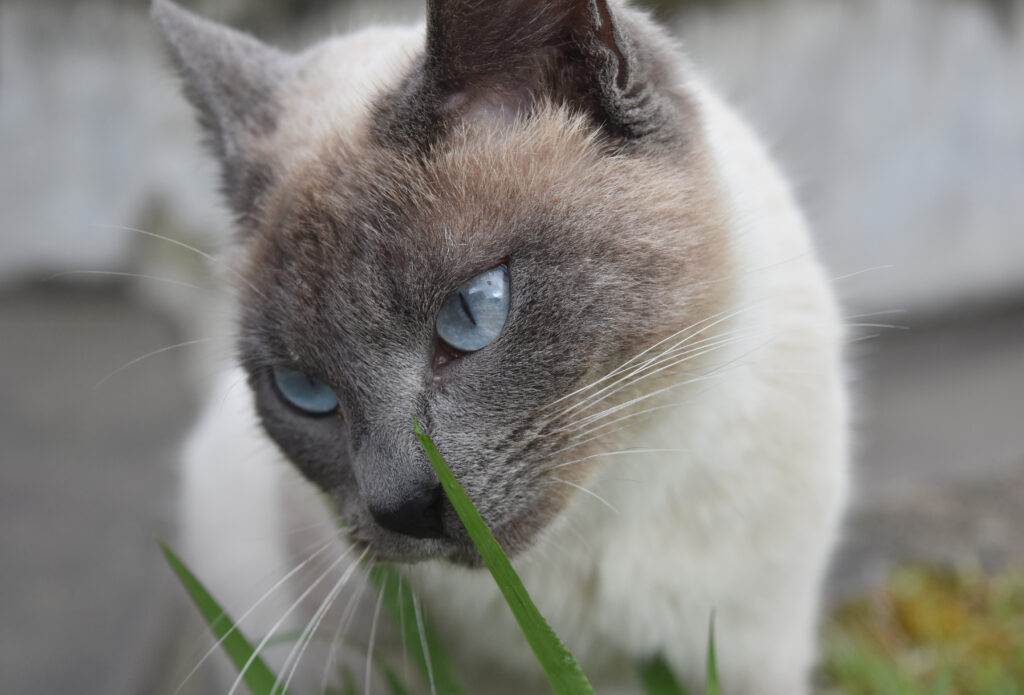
[365,569,388,695]
[543,299,767,411]
[843,322,909,331]
[398,573,410,688]
[548,421,637,459]
[556,331,757,428]
[562,341,770,435]
[551,301,768,418]
[97,224,269,301]
[831,264,896,283]
[94,338,210,387]
[559,336,760,433]
[555,328,753,422]
[842,309,907,320]
[172,534,340,695]
[543,448,689,473]
[227,545,356,695]
[95,224,215,261]
[44,269,206,290]
[550,476,620,515]
[561,519,593,555]
[278,546,370,695]
[216,372,251,408]
[319,556,374,695]
[555,398,702,453]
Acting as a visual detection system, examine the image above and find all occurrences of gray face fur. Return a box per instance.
[154,0,733,565]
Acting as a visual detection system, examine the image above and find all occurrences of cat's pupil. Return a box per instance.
[435,265,510,353]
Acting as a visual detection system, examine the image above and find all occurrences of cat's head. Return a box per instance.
[154,0,732,564]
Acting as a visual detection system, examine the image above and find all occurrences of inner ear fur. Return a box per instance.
[422,0,679,140]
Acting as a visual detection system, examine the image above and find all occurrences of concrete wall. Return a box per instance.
[2,0,1022,316]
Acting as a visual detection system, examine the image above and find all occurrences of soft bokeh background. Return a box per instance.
[2,0,1022,692]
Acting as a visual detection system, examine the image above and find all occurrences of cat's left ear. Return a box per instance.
[152,0,289,220]
[417,0,684,142]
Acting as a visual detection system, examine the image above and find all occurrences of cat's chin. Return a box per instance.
[345,532,485,568]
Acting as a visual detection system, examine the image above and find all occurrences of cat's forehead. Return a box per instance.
[265,105,699,266]
[247,128,698,362]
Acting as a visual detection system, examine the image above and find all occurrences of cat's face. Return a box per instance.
[155,0,732,564]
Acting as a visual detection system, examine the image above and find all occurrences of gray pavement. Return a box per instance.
[2,285,1023,694]
[0,286,195,694]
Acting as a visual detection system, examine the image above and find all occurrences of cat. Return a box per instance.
[153,0,849,693]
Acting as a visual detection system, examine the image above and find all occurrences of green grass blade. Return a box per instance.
[705,614,719,695]
[367,563,466,695]
[638,655,689,695]
[159,541,287,695]
[413,418,595,695]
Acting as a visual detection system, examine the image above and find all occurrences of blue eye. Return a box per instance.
[272,366,339,415]
[436,265,510,352]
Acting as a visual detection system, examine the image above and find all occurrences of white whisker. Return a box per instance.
[364,570,388,695]
[172,535,340,695]
[319,557,374,695]
[550,476,620,515]
[97,224,269,301]
[45,269,206,290]
[555,328,754,422]
[831,264,895,283]
[560,336,760,433]
[543,299,767,411]
[561,519,593,555]
[843,322,909,331]
[563,341,769,435]
[95,338,210,386]
[544,448,689,472]
[548,421,638,458]
[95,224,215,261]
[557,331,757,428]
[398,573,410,687]
[278,546,370,695]
[556,398,699,452]
[228,545,356,695]
[842,309,907,320]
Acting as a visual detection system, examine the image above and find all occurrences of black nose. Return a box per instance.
[369,484,445,539]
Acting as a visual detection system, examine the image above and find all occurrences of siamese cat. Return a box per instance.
[153,0,848,693]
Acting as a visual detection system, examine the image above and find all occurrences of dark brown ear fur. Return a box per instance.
[375,0,691,151]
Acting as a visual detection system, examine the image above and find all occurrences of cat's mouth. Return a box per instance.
[332,496,462,564]
[342,513,492,566]
[338,498,558,568]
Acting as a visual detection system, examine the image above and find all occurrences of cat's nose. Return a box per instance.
[368,483,445,539]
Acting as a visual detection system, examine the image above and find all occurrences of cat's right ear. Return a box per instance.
[152,0,288,221]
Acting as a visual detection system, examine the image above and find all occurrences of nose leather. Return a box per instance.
[369,483,445,539]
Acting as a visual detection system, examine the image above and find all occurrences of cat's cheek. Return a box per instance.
[248,371,355,493]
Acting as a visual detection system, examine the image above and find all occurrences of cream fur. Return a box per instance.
[178,24,847,695]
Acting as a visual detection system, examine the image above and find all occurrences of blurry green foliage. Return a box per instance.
[821,564,1024,694]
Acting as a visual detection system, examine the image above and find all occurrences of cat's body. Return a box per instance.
[156,2,848,693]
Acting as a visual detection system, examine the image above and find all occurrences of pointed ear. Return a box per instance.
[152,0,289,220]
[422,0,678,140]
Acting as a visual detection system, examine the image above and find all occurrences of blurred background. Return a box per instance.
[2,0,1022,692]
